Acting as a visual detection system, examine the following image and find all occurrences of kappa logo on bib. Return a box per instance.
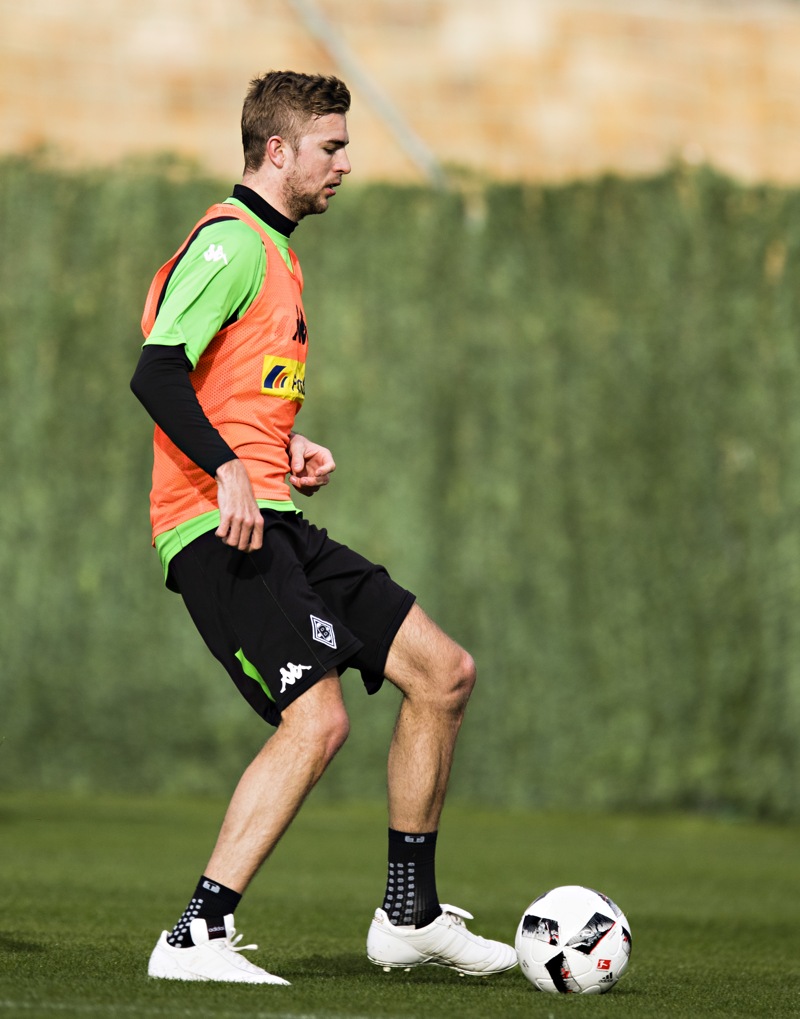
[261,354,305,402]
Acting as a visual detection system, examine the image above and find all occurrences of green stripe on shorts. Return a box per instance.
[235,648,275,703]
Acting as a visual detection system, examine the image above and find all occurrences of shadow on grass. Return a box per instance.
[290,951,525,986]
[0,934,46,954]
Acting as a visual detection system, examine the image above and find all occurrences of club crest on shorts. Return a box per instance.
[310,615,337,649]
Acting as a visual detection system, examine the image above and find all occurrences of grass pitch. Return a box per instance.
[1,793,798,1018]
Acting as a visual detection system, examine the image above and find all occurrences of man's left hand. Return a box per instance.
[288,432,336,496]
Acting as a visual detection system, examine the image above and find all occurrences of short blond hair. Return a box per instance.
[241,70,351,172]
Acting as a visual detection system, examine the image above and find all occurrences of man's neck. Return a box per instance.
[232,184,297,238]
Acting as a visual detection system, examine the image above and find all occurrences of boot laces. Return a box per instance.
[225,928,258,953]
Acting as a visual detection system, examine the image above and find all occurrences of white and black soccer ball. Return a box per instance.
[515,885,632,994]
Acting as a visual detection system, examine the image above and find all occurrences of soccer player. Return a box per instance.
[131,69,516,985]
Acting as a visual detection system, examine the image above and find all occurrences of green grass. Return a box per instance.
[1,793,798,1018]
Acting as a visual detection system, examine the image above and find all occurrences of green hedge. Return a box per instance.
[2,155,799,817]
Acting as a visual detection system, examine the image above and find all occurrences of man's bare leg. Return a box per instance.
[384,603,476,833]
[148,672,350,983]
[204,672,350,892]
[366,604,517,974]
[374,603,475,927]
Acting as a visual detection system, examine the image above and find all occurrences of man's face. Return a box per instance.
[281,113,351,221]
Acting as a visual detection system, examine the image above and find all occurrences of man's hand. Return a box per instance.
[215,458,264,551]
[288,432,336,497]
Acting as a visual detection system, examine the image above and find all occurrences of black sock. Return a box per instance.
[382,829,442,928]
[167,875,242,947]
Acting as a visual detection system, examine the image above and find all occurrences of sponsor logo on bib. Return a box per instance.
[261,354,305,402]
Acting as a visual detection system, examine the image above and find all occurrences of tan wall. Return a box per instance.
[2,0,800,185]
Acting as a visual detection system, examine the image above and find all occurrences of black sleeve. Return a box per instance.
[130,343,236,478]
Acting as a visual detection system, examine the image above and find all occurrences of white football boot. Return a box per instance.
[367,904,517,977]
[148,914,290,984]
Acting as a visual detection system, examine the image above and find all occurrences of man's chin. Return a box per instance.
[292,197,329,220]
[311,198,330,215]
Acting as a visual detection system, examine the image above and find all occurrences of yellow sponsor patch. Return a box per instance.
[261,354,305,402]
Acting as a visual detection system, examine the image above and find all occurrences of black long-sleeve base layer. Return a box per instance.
[130,343,236,478]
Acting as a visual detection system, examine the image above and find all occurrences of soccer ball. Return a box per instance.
[515,885,632,994]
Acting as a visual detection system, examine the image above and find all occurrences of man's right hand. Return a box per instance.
[215,459,264,551]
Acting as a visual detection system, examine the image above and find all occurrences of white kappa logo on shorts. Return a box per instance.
[279,662,312,693]
[310,615,337,649]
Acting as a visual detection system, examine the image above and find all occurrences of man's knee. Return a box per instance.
[315,701,351,759]
[448,647,477,712]
[281,675,350,760]
[414,645,476,717]
[386,604,477,713]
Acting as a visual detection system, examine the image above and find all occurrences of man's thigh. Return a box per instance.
[169,523,363,723]
[169,511,416,720]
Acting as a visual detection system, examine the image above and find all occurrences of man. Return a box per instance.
[131,70,516,985]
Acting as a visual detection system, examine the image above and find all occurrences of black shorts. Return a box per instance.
[167,510,416,726]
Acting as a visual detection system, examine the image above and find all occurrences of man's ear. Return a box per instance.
[265,135,288,169]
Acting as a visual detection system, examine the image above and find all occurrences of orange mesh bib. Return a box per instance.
[141,204,307,540]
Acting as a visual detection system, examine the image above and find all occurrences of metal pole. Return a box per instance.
[285,0,449,189]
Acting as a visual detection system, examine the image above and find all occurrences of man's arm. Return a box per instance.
[130,344,264,551]
[130,344,235,476]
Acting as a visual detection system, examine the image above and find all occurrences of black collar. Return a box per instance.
[232,184,297,238]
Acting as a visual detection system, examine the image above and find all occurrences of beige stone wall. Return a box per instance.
[2,0,800,184]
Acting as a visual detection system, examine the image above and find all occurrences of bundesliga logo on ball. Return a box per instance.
[515,885,632,994]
